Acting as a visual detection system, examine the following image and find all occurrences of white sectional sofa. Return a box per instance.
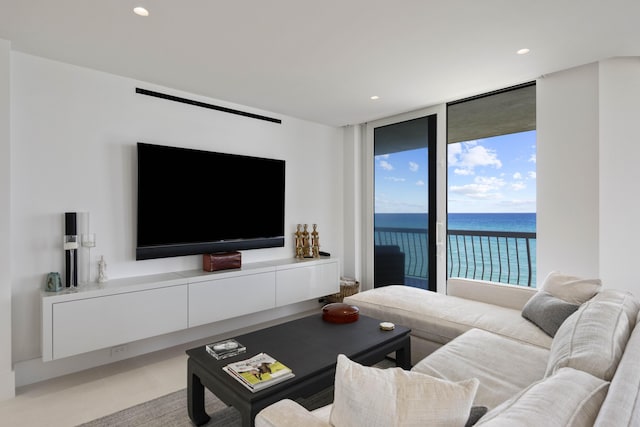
[255,273,640,426]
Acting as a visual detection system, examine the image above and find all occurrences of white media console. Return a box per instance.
[41,257,339,361]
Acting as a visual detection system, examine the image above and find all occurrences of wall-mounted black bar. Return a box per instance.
[135,88,282,124]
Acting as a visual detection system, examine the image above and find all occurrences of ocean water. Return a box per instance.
[374,213,537,286]
[374,212,536,233]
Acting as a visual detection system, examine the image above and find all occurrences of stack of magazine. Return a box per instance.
[222,352,294,392]
[205,339,246,360]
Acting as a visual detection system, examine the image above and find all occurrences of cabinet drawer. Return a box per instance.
[276,261,339,306]
[52,284,188,359]
[188,271,276,327]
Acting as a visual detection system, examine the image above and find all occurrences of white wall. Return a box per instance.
[536,63,600,281]
[9,52,343,386]
[599,57,640,294]
[341,125,362,281]
[0,39,16,400]
[537,57,640,297]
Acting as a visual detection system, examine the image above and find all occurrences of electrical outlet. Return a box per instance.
[111,345,128,357]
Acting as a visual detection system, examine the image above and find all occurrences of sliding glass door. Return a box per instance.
[369,114,438,291]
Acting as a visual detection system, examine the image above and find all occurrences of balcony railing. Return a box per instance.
[448,229,537,287]
[375,227,429,280]
[374,227,537,287]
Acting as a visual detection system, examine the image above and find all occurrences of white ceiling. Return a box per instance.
[1,0,638,127]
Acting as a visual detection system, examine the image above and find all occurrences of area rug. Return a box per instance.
[78,358,395,427]
[77,385,334,427]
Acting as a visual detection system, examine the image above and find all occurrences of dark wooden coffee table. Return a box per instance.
[186,313,411,427]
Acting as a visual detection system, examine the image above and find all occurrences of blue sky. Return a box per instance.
[375,130,536,213]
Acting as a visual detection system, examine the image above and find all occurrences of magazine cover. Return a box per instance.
[224,352,294,391]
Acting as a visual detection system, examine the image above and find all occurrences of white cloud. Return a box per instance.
[529,154,536,163]
[475,176,505,187]
[449,175,505,199]
[385,176,405,182]
[409,161,419,172]
[448,141,502,174]
[528,171,536,179]
[448,143,462,165]
[379,160,393,171]
[415,180,425,186]
[511,182,526,191]
[454,168,473,175]
[513,172,522,180]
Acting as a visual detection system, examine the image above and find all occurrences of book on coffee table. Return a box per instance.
[223,352,294,392]
[205,339,246,360]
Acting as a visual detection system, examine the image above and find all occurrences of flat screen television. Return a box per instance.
[136,142,286,260]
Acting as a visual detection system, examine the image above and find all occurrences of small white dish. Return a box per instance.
[379,321,395,331]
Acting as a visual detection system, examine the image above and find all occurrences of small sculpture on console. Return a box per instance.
[302,224,313,258]
[98,255,108,284]
[294,224,305,259]
[311,224,320,258]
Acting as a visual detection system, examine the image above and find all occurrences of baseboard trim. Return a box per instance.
[0,368,15,401]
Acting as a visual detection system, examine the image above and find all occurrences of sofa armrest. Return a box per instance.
[447,277,537,311]
[255,399,333,427]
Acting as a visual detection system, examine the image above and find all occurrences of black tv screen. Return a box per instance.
[136,142,285,260]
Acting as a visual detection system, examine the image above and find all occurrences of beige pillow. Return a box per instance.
[476,368,609,427]
[545,297,631,381]
[540,271,602,304]
[330,354,479,427]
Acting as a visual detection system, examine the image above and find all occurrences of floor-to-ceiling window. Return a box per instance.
[446,83,537,286]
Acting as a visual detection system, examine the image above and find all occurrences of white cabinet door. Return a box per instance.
[52,284,188,359]
[275,261,339,306]
[188,271,276,328]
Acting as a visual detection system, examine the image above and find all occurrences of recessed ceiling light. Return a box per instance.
[370,95,380,100]
[133,7,149,17]
[517,48,530,55]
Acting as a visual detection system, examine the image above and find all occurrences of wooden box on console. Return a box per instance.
[203,251,242,272]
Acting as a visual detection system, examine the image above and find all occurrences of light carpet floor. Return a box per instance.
[77,358,395,427]
[77,385,334,427]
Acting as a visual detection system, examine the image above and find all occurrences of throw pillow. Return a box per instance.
[466,406,488,426]
[330,354,479,427]
[475,368,609,427]
[545,297,632,381]
[540,271,602,304]
[521,291,579,337]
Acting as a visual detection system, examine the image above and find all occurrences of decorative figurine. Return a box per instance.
[311,224,320,258]
[302,224,313,258]
[295,224,304,259]
[295,223,321,259]
[98,255,108,283]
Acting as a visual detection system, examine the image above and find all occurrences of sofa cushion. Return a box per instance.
[330,354,479,427]
[343,286,552,350]
[594,318,640,426]
[476,367,609,427]
[306,403,490,427]
[539,271,602,304]
[446,278,537,311]
[545,289,639,381]
[591,288,640,329]
[255,399,331,427]
[521,291,579,337]
[412,328,549,409]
